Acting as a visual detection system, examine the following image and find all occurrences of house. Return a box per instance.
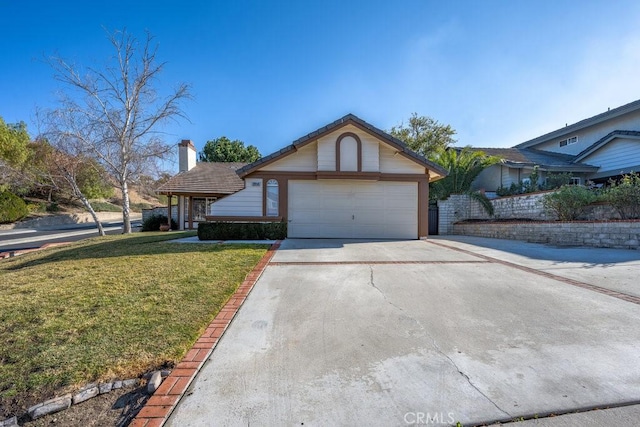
[157,114,448,239]
[472,99,640,194]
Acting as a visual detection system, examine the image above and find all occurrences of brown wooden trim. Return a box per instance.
[252,171,428,182]
[157,191,230,197]
[204,216,284,222]
[378,173,430,181]
[417,178,429,239]
[317,171,381,180]
[280,179,288,224]
[262,178,267,217]
[262,178,283,217]
[335,132,362,172]
[188,196,193,230]
[248,171,317,179]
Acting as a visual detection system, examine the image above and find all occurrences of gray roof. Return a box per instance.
[157,162,246,195]
[471,147,598,171]
[237,113,448,178]
[515,99,640,149]
[574,130,640,162]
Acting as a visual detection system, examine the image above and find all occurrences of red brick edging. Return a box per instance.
[131,241,281,427]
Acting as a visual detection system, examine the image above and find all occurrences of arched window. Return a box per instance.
[266,179,279,216]
[336,132,362,171]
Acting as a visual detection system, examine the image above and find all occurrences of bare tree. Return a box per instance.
[33,137,107,236]
[46,29,190,233]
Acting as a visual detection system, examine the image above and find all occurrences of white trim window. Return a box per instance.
[569,177,581,185]
[193,197,217,221]
[559,136,578,147]
[266,179,279,216]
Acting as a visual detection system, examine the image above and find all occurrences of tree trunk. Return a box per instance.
[78,193,105,236]
[69,181,105,236]
[121,180,132,233]
[63,170,105,236]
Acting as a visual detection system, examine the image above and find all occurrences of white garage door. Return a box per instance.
[288,180,417,239]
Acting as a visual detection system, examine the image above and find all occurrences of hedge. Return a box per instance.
[141,215,178,231]
[0,192,29,224]
[198,221,287,240]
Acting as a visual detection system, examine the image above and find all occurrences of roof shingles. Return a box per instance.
[157,162,246,195]
[470,147,598,171]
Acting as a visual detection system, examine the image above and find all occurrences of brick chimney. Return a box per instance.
[178,140,196,172]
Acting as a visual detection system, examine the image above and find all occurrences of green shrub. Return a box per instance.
[142,215,178,231]
[46,202,60,213]
[90,201,122,212]
[543,172,573,190]
[27,201,47,213]
[198,222,287,240]
[496,181,524,197]
[0,192,29,224]
[603,173,640,219]
[542,185,597,221]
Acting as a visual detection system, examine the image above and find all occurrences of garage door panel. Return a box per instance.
[288,180,417,239]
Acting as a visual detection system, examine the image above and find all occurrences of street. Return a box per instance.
[0,221,142,253]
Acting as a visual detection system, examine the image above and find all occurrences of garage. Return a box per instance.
[287,180,418,239]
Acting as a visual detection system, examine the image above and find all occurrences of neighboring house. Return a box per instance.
[472,99,640,194]
[157,114,447,239]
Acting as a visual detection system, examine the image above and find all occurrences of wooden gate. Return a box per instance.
[428,205,439,235]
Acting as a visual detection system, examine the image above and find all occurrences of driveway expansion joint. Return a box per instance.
[270,260,489,266]
[131,240,281,427]
[425,240,640,306]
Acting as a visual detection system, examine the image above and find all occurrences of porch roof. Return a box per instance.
[156,162,247,196]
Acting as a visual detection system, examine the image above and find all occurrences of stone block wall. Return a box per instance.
[438,192,622,235]
[453,221,640,249]
[438,195,480,235]
[491,192,552,220]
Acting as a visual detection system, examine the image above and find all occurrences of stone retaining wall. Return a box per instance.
[453,221,640,249]
[438,193,621,235]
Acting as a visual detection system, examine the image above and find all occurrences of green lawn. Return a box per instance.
[0,232,267,403]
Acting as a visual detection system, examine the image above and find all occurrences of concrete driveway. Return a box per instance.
[167,238,640,426]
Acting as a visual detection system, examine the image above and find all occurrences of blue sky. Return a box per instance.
[2,0,640,170]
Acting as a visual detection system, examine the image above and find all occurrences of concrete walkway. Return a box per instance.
[165,238,640,427]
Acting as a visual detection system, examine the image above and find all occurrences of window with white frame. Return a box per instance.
[569,177,581,185]
[559,136,578,147]
[266,179,279,216]
[192,197,216,221]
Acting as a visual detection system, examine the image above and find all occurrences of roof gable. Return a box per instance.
[236,114,448,178]
[515,99,640,149]
[573,130,640,162]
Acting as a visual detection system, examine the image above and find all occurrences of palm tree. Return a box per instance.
[429,146,500,215]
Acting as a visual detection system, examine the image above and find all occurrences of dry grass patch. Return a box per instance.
[0,232,267,415]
